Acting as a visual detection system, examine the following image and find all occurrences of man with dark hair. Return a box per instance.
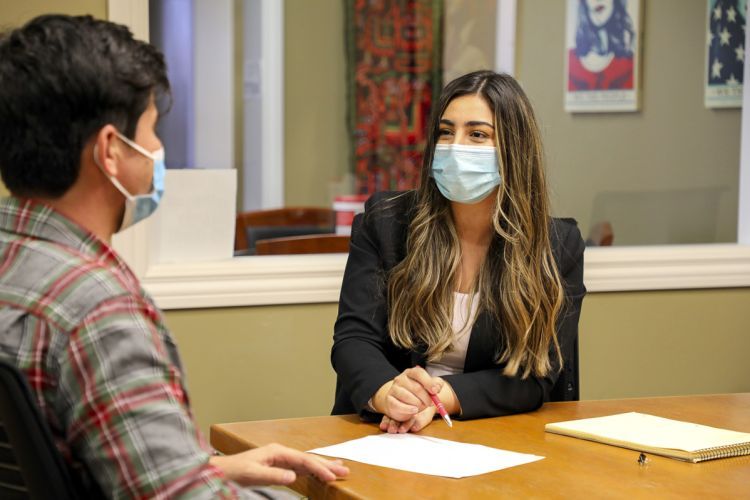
[0,14,347,498]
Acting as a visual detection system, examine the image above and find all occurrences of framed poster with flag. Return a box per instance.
[564,0,641,113]
[706,0,746,108]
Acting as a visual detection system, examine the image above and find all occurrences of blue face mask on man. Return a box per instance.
[94,131,166,232]
[430,144,501,204]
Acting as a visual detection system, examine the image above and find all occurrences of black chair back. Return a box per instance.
[549,334,580,402]
[0,358,82,499]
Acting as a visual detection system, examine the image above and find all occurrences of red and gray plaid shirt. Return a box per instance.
[0,197,260,499]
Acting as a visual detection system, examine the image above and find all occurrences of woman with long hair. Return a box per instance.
[331,70,586,433]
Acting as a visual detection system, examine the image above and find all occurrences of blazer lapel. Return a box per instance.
[464,311,497,371]
[411,344,427,367]
[413,313,498,371]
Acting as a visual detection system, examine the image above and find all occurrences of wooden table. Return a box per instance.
[211,394,750,499]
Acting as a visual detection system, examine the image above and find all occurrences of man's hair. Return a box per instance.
[0,14,170,198]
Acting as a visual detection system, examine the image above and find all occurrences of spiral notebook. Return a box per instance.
[545,412,750,463]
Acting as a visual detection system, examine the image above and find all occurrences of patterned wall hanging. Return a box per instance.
[345,0,444,194]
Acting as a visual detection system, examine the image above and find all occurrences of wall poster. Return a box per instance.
[565,0,641,113]
[705,0,746,108]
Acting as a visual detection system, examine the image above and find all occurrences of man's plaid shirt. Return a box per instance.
[0,197,253,498]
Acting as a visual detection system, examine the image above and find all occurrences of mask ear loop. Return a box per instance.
[93,143,136,202]
[92,143,137,232]
[115,131,159,160]
[113,132,165,195]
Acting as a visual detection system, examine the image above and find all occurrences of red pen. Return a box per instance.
[430,393,453,428]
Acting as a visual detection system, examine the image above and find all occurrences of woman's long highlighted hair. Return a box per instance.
[386,70,564,378]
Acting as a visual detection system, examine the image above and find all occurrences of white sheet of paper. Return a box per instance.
[309,433,543,478]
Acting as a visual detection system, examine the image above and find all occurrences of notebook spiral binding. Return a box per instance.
[695,442,750,462]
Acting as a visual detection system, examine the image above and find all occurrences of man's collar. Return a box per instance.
[0,196,123,267]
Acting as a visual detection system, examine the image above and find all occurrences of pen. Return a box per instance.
[430,393,453,428]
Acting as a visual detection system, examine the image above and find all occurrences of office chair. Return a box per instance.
[235,207,336,254]
[549,334,580,402]
[254,234,351,255]
[0,358,91,499]
[585,221,614,246]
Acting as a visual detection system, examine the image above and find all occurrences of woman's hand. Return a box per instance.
[372,367,444,421]
[373,373,460,433]
[379,405,437,433]
[210,443,349,487]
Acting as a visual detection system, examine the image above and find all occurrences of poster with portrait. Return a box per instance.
[564,0,641,113]
[705,0,746,108]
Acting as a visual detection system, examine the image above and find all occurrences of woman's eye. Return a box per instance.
[438,129,453,136]
[470,131,488,139]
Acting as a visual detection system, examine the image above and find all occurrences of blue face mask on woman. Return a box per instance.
[430,144,501,204]
[94,131,166,232]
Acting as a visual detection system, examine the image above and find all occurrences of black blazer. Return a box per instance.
[331,191,586,420]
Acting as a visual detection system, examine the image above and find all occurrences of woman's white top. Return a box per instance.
[426,292,479,377]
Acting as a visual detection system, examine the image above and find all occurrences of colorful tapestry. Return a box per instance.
[345,0,443,194]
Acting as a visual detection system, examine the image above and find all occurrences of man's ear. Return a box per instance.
[94,125,121,176]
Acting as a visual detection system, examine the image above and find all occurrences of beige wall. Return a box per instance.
[517,0,740,245]
[580,288,750,399]
[165,304,339,436]
[284,0,348,206]
[0,0,104,27]
[166,287,750,436]
[0,0,107,196]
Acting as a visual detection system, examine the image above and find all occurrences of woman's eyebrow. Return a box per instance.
[440,118,494,129]
[465,120,494,128]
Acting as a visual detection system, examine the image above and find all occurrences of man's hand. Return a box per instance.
[210,443,349,486]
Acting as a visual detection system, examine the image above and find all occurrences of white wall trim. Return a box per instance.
[261,0,284,208]
[738,14,750,244]
[140,245,750,310]
[193,0,234,170]
[495,0,517,75]
[142,254,348,309]
[583,244,750,292]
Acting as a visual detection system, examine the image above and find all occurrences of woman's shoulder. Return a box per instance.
[551,216,578,231]
[360,190,417,229]
[353,191,416,263]
[364,190,417,213]
[549,217,585,269]
[550,217,583,246]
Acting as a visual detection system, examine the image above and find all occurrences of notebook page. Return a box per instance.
[547,412,750,452]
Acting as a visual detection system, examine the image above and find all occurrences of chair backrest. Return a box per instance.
[254,234,350,255]
[585,221,614,247]
[548,334,579,402]
[235,207,336,252]
[0,358,84,499]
